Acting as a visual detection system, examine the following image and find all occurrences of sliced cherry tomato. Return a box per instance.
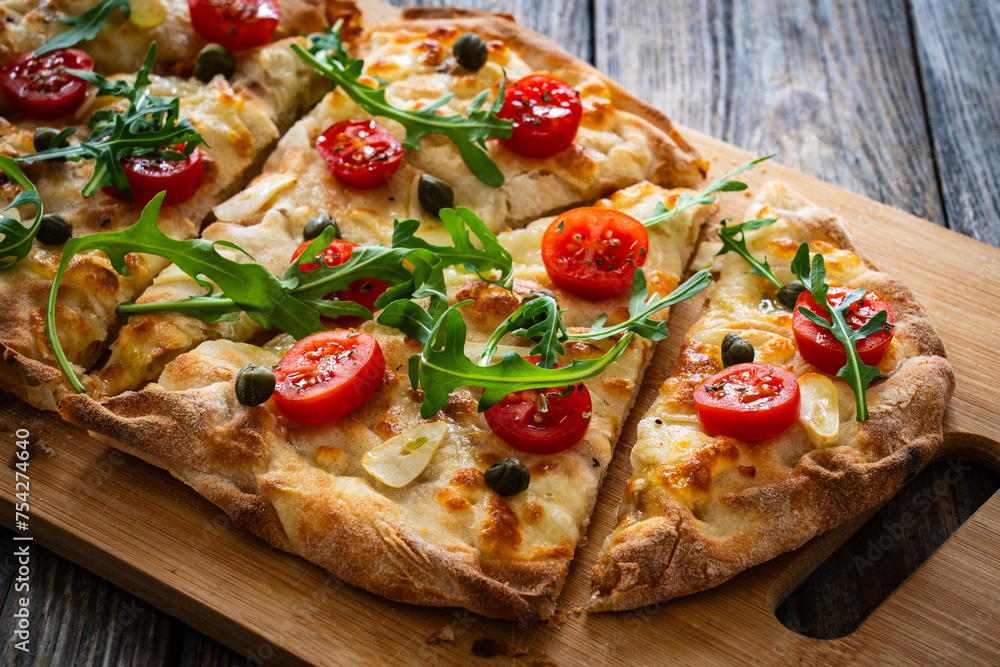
[495,73,582,159]
[693,363,801,441]
[793,285,895,374]
[188,0,280,51]
[0,49,94,119]
[484,356,592,455]
[541,207,649,300]
[291,239,390,328]
[316,120,403,189]
[101,146,204,207]
[271,330,385,425]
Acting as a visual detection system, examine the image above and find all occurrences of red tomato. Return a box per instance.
[101,147,204,207]
[316,120,403,189]
[188,0,280,51]
[0,49,94,119]
[484,356,592,455]
[693,363,801,441]
[541,207,649,300]
[792,285,895,374]
[291,239,390,327]
[271,330,385,425]
[495,73,582,159]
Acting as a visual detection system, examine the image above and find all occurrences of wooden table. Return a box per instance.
[2,1,998,664]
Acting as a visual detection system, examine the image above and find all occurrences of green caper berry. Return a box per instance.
[35,214,72,246]
[418,174,454,218]
[194,43,236,83]
[484,459,531,497]
[33,127,62,153]
[235,364,276,407]
[777,280,808,309]
[521,289,558,307]
[453,33,488,72]
[303,212,341,241]
[720,333,755,368]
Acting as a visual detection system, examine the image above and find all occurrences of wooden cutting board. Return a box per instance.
[2,2,999,664]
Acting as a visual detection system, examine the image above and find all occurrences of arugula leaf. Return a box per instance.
[790,251,887,421]
[34,0,131,57]
[478,294,566,369]
[642,154,776,229]
[715,217,782,287]
[0,157,44,269]
[291,24,512,187]
[19,44,206,200]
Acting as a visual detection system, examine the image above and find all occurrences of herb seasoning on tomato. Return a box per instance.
[484,356,592,455]
[541,207,649,300]
[101,146,204,207]
[290,238,390,327]
[693,363,800,441]
[188,0,280,51]
[316,120,403,189]
[495,73,582,159]
[793,285,895,374]
[0,49,94,119]
[272,330,385,425]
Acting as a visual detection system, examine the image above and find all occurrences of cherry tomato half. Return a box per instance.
[0,49,94,119]
[188,0,280,51]
[541,207,649,300]
[495,73,582,159]
[290,239,391,328]
[693,363,801,441]
[316,120,403,189]
[484,356,592,455]
[271,330,385,425]
[101,146,204,207]
[792,285,895,374]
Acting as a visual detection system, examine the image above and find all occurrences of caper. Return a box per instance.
[777,280,808,309]
[35,214,72,246]
[303,212,341,241]
[720,333,755,368]
[235,363,276,407]
[484,459,531,497]
[194,43,236,83]
[521,289,558,307]
[453,33,488,72]
[418,174,454,218]
[33,127,65,153]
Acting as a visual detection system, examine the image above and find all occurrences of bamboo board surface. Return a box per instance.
[2,1,999,664]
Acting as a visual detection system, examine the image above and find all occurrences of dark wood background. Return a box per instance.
[3,0,998,664]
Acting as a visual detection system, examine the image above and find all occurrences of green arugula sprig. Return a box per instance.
[790,246,887,421]
[0,157,44,269]
[642,154,776,229]
[291,22,512,187]
[19,44,205,200]
[716,216,781,287]
[34,0,131,57]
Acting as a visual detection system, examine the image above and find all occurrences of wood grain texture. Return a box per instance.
[911,0,1000,245]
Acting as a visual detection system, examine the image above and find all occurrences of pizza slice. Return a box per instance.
[589,181,954,611]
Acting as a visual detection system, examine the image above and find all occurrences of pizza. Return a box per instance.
[0,1,953,629]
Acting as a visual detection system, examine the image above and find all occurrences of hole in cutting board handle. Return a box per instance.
[774,459,999,639]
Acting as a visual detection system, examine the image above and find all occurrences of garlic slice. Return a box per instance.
[362,422,449,488]
[214,173,296,222]
[129,0,167,28]
[798,373,840,446]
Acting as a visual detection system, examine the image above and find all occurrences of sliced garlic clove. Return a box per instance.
[214,173,296,222]
[362,422,449,488]
[798,372,840,447]
[129,0,168,28]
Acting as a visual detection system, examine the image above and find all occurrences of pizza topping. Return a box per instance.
[303,212,341,241]
[36,214,73,247]
[418,174,455,218]
[362,422,449,487]
[0,49,94,119]
[777,279,808,309]
[32,127,69,154]
[541,207,649,301]
[453,33,489,72]
[129,0,168,28]
[484,459,531,497]
[271,330,385,425]
[31,0,130,56]
[715,216,783,287]
[194,43,237,83]
[693,363,801,441]
[720,333,755,368]
[290,238,391,326]
[102,146,204,207]
[234,363,276,406]
[316,120,404,189]
[496,73,582,159]
[0,157,44,269]
[797,372,840,446]
[188,0,280,51]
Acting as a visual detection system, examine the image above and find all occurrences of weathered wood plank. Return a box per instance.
[594,0,946,224]
[910,0,1000,246]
